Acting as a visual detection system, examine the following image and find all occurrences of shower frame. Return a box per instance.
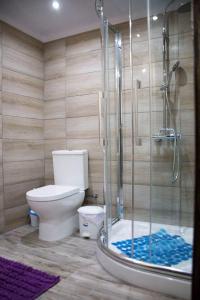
[96,0,193,298]
[97,0,124,245]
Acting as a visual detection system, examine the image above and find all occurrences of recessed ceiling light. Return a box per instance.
[52,1,60,10]
[142,68,146,73]
[136,33,141,38]
[152,15,158,21]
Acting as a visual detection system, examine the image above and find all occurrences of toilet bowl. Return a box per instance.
[26,150,88,241]
[27,185,85,241]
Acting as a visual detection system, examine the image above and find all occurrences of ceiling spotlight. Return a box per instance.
[142,68,146,73]
[136,33,141,38]
[52,1,60,10]
[152,15,158,21]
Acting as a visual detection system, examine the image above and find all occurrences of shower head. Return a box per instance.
[160,61,180,91]
[171,61,180,72]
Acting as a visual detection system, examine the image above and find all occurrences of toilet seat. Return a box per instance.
[26,185,79,202]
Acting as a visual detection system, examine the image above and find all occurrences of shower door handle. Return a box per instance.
[134,79,142,146]
[98,91,105,151]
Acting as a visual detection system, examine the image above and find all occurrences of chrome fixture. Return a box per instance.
[95,0,104,17]
[152,1,190,183]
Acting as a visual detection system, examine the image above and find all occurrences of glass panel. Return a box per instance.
[102,17,121,245]
[100,0,194,277]
[149,0,194,273]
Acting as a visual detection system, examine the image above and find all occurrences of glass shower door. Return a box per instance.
[101,16,123,245]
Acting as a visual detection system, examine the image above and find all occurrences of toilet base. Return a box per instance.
[39,213,78,241]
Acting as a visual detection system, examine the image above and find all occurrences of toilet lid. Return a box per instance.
[26,185,79,201]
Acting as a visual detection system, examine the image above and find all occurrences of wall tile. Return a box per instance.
[0,116,2,138]
[3,116,43,140]
[44,139,66,159]
[3,160,44,185]
[44,39,65,61]
[44,77,65,100]
[2,69,43,100]
[89,160,104,184]
[44,119,66,139]
[3,46,43,79]
[67,138,103,160]
[45,158,54,181]
[44,57,65,80]
[66,72,101,96]
[4,179,44,209]
[66,30,101,57]
[66,116,99,139]
[66,50,101,76]
[66,93,99,117]
[4,204,28,228]
[2,92,43,119]
[44,99,65,119]
[3,140,44,162]
[2,23,43,60]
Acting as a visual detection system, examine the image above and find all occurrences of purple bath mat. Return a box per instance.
[0,256,60,300]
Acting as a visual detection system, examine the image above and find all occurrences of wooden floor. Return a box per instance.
[0,225,184,300]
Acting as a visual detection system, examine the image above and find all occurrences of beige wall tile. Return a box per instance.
[123,40,149,67]
[0,139,2,163]
[44,99,65,119]
[44,139,66,159]
[66,72,101,96]
[124,161,150,185]
[2,69,43,100]
[180,83,194,110]
[66,30,101,57]
[0,116,2,138]
[3,46,43,79]
[66,93,99,117]
[3,160,44,185]
[89,160,104,184]
[181,135,195,162]
[124,184,150,209]
[66,116,99,139]
[45,158,54,181]
[44,77,65,100]
[3,140,44,162]
[4,204,28,227]
[4,179,44,209]
[2,92,43,119]
[123,65,150,90]
[44,119,66,139]
[179,32,193,59]
[45,57,66,80]
[86,182,104,205]
[123,137,150,161]
[44,39,65,61]
[119,19,148,45]
[151,162,179,187]
[66,50,101,76]
[151,186,180,211]
[181,110,195,135]
[3,116,43,140]
[181,162,195,190]
[0,91,2,114]
[67,138,103,160]
[2,23,43,61]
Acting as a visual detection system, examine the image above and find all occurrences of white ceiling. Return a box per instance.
[0,0,176,42]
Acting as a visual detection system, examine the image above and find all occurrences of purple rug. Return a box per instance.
[0,256,60,300]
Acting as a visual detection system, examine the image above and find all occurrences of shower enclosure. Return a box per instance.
[96,0,194,299]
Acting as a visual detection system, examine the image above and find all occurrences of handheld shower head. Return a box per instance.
[172,61,180,72]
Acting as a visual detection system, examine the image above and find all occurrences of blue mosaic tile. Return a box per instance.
[112,229,192,266]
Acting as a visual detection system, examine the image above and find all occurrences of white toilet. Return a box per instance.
[26,150,88,241]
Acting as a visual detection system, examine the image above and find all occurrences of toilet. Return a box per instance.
[26,150,88,241]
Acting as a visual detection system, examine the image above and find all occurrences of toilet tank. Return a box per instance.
[52,150,88,190]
